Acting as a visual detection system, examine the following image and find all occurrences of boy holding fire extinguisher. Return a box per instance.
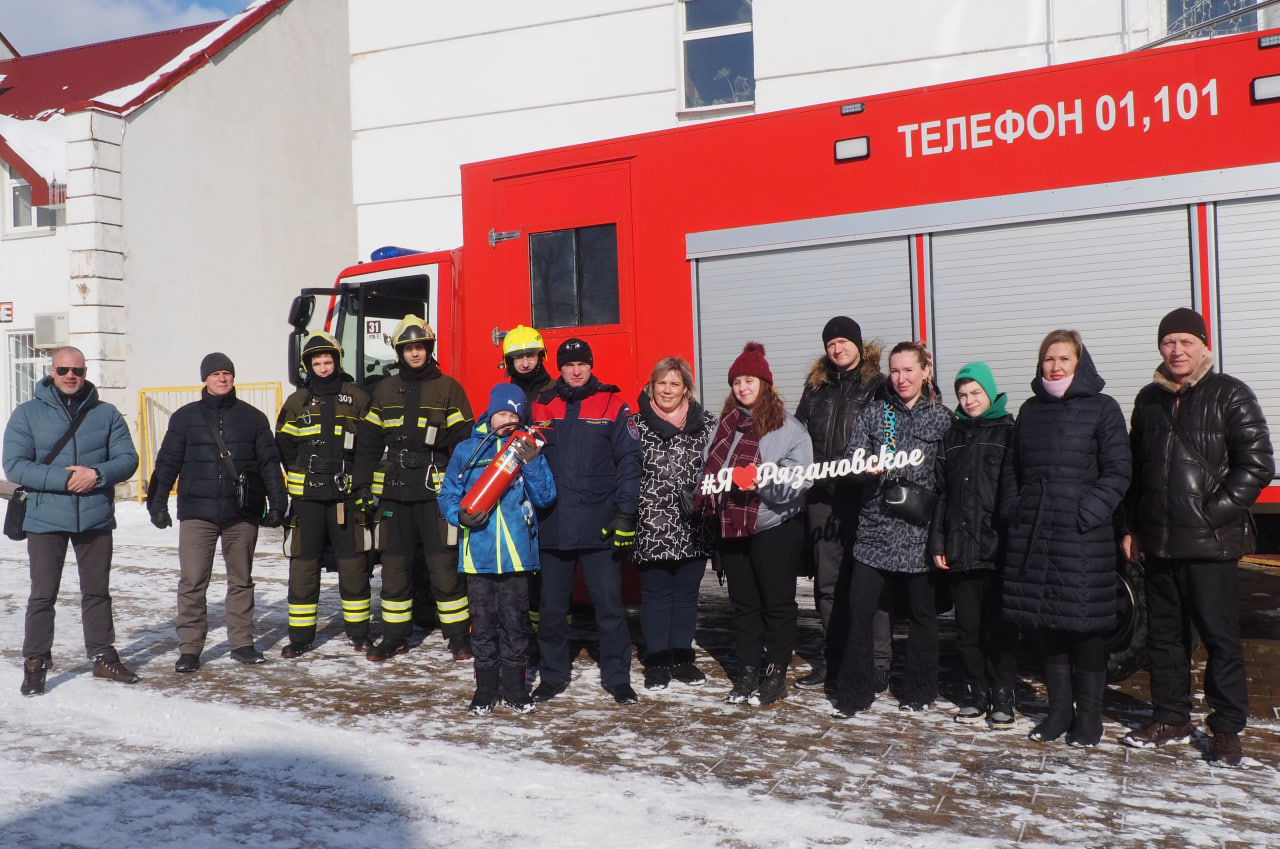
[440,383,556,715]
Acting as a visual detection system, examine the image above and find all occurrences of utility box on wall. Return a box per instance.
[33,312,68,349]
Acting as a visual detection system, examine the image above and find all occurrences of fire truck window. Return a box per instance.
[682,0,754,110]
[530,224,620,329]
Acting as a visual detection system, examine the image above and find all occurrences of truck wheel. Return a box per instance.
[1106,559,1148,683]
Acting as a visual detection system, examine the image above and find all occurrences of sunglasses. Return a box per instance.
[54,366,87,377]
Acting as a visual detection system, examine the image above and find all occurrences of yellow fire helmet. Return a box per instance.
[301,330,343,369]
[502,324,545,358]
[391,314,436,350]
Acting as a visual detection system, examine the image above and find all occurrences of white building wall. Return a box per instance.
[123,0,355,398]
[0,222,70,416]
[349,0,1169,257]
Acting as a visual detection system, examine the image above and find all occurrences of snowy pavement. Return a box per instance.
[1,503,1277,848]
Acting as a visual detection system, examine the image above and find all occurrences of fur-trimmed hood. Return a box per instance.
[805,340,884,390]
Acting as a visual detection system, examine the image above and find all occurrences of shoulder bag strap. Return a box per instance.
[1160,403,1224,488]
[41,402,93,465]
[200,404,241,481]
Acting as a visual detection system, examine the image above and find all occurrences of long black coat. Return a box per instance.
[1127,362,1273,561]
[1001,347,1131,633]
[148,389,287,524]
[927,412,1015,572]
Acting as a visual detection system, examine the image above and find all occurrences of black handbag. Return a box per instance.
[5,403,94,541]
[880,402,937,526]
[201,407,269,525]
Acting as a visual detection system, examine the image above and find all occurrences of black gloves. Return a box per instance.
[354,485,378,517]
[599,511,637,549]
[149,503,172,530]
[263,508,285,529]
[510,434,541,464]
[458,507,489,529]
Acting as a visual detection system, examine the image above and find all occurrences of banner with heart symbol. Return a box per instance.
[700,444,926,496]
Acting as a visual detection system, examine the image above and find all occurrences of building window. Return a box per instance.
[5,164,65,232]
[681,0,754,110]
[9,332,49,410]
[1167,0,1257,38]
[529,224,620,329]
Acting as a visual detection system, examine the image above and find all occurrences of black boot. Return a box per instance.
[20,657,48,697]
[501,665,534,714]
[751,663,789,707]
[954,684,989,725]
[642,649,673,690]
[1028,662,1074,743]
[668,648,706,686]
[1067,668,1107,747]
[726,664,760,704]
[468,667,501,716]
[989,686,1017,730]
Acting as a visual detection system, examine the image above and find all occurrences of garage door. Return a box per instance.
[931,208,1193,416]
[694,238,913,409]
[1217,195,1280,436]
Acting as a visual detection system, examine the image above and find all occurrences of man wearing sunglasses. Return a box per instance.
[3,346,140,697]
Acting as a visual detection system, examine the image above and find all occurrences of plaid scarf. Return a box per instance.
[694,406,761,539]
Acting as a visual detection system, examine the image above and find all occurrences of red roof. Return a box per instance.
[0,0,291,204]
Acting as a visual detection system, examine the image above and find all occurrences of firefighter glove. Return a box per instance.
[458,507,489,529]
[511,434,541,464]
[149,503,172,530]
[263,508,285,529]
[600,511,637,548]
[354,485,378,517]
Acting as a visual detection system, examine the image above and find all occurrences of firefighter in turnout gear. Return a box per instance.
[354,315,476,661]
[275,332,373,656]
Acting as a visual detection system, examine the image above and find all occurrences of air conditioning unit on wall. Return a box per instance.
[33,312,68,349]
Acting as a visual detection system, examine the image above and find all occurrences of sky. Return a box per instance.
[0,0,246,57]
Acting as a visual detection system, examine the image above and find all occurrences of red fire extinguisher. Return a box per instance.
[460,428,543,516]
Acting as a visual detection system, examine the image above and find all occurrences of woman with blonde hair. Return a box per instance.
[632,356,716,689]
[694,343,812,707]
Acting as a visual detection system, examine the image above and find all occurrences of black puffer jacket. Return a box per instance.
[148,389,287,525]
[1126,357,1273,561]
[795,343,885,496]
[1001,347,1131,633]
[927,412,1015,572]
[632,392,716,563]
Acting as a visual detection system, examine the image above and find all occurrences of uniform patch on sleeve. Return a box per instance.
[626,418,640,440]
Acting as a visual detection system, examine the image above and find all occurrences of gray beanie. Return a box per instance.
[200,352,235,381]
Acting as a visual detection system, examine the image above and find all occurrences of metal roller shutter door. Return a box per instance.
[931,209,1192,416]
[694,239,913,409]
[1217,196,1280,433]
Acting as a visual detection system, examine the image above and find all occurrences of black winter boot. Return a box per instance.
[989,686,1017,729]
[726,665,760,704]
[501,665,534,714]
[751,663,789,707]
[954,684,989,725]
[1067,668,1107,747]
[468,667,501,716]
[1028,662,1074,743]
[643,649,673,690]
[668,648,706,686]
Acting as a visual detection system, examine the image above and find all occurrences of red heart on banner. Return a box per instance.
[731,464,758,490]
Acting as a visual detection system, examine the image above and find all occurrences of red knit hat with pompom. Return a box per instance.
[727,341,773,386]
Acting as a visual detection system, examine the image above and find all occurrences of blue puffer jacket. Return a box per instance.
[3,378,138,534]
[439,419,556,574]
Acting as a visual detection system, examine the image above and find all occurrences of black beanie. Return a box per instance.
[200,352,235,381]
[556,337,593,370]
[822,316,863,352]
[1157,308,1208,345]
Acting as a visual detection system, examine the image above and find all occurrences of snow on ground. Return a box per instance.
[1,503,1277,848]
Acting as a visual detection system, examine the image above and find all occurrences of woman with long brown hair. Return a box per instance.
[694,342,812,707]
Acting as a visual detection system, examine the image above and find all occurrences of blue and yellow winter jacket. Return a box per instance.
[439,420,556,574]
[3,377,138,534]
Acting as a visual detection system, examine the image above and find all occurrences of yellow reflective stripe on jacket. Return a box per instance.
[444,410,465,428]
[286,470,307,497]
[342,597,371,624]
[436,595,469,624]
[380,597,412,624]
[364,409,385,428]
[280,422,323,438]
[371,469,386,497]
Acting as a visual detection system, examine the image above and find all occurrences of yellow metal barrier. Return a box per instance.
[137,382,283,503]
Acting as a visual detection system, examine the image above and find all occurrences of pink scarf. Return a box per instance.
[651,397,689,430]
[1041,373,1074,399]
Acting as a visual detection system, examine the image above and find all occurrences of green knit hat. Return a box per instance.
[954,361,1007,418]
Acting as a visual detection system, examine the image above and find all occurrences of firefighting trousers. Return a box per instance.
[285,499,372,645]
[468,572,532,671]
[377,499,469,641]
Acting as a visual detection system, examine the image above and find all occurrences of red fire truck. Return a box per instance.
[289,28,1280,675]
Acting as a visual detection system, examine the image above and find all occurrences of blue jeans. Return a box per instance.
[637,557,705,654]
[537,548,632,688]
